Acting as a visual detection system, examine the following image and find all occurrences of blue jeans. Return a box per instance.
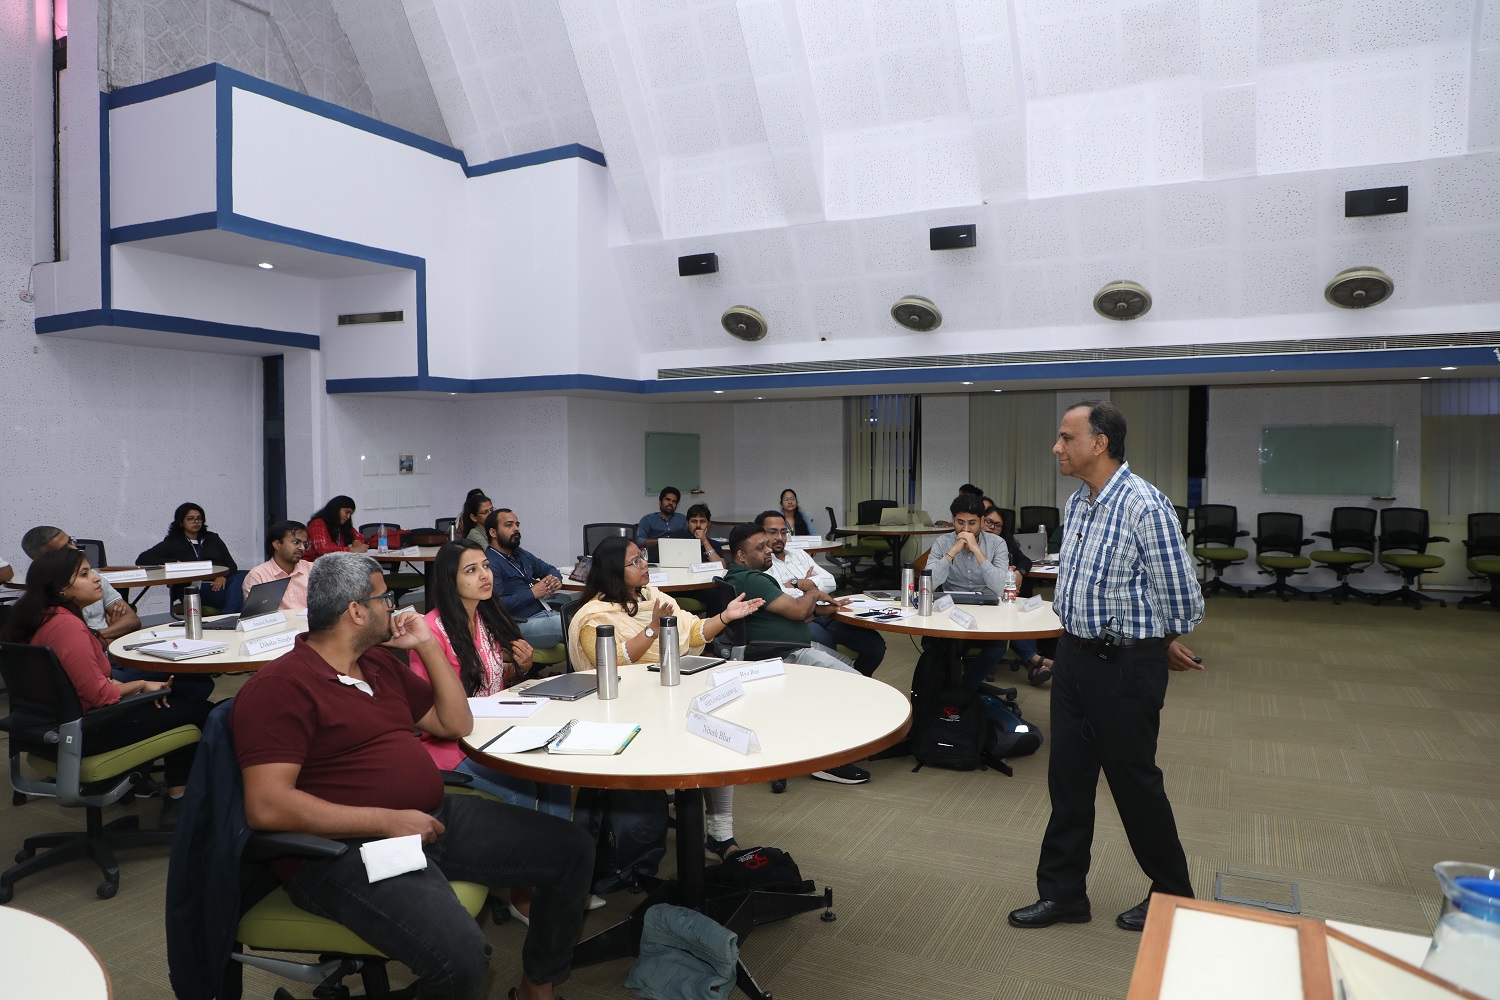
[454,757,571,820]
[285,794,593,994]
[517,610,564,649]
[808,618,887,677]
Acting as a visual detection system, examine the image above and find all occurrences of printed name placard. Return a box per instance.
[689,561,723,574]
[784,536,821,549]
[395,607,417,619]
[237,611,287,633]
[163,561,214,577]
[949,608,979,631]
[933,594,955,612]
[242,631,297,656]
[685,710,760,754]
[648,571,669,584]
[99,569,149,584]
[691,676,745,715]
[399,545,422,556]
[1017,595,1044,613]
[710,659,786,687]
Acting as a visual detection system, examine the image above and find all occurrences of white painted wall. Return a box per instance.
[108,83,217,227]
[920,393,969,516]
[1204,383,1422,590]
[319,272,420,379]
[111,246,320,331]
[732,399,844,529]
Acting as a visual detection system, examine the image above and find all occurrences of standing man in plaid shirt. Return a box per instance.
[1008,399,1204,934]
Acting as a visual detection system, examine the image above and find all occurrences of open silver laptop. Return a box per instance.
[656,537,702,568]
[1015,532,1047,562]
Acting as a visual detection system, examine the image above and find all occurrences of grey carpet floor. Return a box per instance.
[2,596,1495,998]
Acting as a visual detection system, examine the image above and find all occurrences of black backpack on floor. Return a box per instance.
[979,691,1043,776]
[911,689,990,771]
[575,788,669,894]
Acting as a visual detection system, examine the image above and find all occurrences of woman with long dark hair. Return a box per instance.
[408,541,600,918]
[779,488,816,536]
[304,495,368,561]
[136,502,245,613]
[460,493,493,548]
[564,535,762,859]
[2,548,212,826]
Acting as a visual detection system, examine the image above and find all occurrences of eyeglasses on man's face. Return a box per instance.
[358,591,397,609]
[764,528,789,537]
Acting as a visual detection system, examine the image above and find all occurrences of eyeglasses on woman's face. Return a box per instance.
[626,554,648,568]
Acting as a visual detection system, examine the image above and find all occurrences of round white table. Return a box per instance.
[0,907,110,997]
[835,594,1063,641]
[108,615,308,672]
[465,663,910,999]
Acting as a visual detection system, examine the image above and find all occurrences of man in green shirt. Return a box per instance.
[722,522,869,785]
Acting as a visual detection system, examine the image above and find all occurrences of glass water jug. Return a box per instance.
[1422,861,1500,999]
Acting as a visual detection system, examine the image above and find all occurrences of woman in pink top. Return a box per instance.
[3,547,212,826]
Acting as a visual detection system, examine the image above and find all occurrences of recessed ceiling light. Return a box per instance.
[1418,376,1431,380]
[755,396,763,400]
[1440,366,1457,371]
[360,454,366,460]
[258,262,274,269]
[449,392,457,395]
[961,381,973,385]
[713,390,724,394]
[993,389,1003,393]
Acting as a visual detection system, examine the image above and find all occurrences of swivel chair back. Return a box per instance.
[1308,507,1377,604]
[1250,512,1315,601]
[582,523,632,558]
[1459,512,1500,610]
[1373,507,1448,609]
[1018,506,1060,537]
[1192,504,1249,597]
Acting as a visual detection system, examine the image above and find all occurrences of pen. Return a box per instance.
[496,700,537,705]
[477,726,514,751]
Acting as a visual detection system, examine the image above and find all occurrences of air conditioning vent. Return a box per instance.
[337,311,405,325]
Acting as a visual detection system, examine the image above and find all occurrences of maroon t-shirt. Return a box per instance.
[231,635,443,814]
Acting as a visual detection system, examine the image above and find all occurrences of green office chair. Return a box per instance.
[0,642,201,902]
[1308,507,1378,604]
[1458,512,1500,610]
[822,507,883,589]
[1192,504,1249,597]
[1372,507,1449,609]
[1250,512,1315,601]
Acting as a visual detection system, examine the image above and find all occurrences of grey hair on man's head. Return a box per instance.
[21,526,63,559]
[306,552,383,632]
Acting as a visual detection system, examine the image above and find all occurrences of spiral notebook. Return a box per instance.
[478,719,641,756]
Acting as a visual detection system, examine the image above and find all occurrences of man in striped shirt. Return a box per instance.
[1008,400,1204,934]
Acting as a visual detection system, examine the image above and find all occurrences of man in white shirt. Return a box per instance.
[755,511,886,677]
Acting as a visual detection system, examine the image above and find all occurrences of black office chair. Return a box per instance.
[708,581,810,663]
[559,597,584,672]
[1173,505,1189,538]
[1018,506,1060,538]
[434,516,457,537]
[1459,512,1500,610]
[1308,507,1378,604]
[823,506,883,589]
[1192,504,1250,597]
[1250,512,1315,601]
[1373,507,1449,609]
[582,523,633,559]
[853,500,898,584]
[856,499,897,526]
[358,522,424,601]
[0,642,201,902]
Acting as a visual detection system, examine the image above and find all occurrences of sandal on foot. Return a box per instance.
[706,836,739,862]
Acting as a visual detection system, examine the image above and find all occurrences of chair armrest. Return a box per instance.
[1301,537,1315,545]
[1429,535,1450,544]
[1311,531,1331,539]
[441,770,473,787]
[79,690,171,730]
[744,641,814,660]
[244,830,350,863]
[1235,529,1249,537]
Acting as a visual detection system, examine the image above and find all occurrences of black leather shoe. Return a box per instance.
[1116,897,1151,931]
[1007,897,1091,928]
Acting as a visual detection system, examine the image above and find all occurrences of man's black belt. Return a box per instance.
[1062,632,1161,651]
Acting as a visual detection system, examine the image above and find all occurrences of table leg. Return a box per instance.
[675,787,706,910]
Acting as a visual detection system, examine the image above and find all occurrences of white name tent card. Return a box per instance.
[399,545,422,556]
[237,611,287,633]
[691,676,746,715]
[689,562,723,574]
[99,569,149,584]
[710,659,786,687]
[1017,596,1044,613]
[784,536,821,549]
[648,571,669,584]
[163,561,214,577]
[949,609,979,631]
[686,710,760,754]
[933,594,955,612]
[242,631,298,656]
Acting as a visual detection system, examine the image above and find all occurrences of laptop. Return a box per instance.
[1014,532,1047,562]
[176,577,291,630]
[568,556,592,583]
[656,537,701,568]
[525,672,599,701]
[647,655,726,676]
[940,585,1000,606]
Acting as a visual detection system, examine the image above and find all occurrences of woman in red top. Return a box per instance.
[2,548,213,826]
[303,495,368,561]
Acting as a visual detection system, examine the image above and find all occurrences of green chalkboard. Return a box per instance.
[1259,426,1395,495]
[645,432,700,497]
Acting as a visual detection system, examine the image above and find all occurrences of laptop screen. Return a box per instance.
[568,556,592,583]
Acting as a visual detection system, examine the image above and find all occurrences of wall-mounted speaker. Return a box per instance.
[1344,186,1407,217]
[678,252,719,276]
[930,224,977,250]
[721,305,767,341]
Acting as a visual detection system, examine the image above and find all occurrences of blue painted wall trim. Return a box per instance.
[106,64,217,108]
[36,310,108,334]
[327,373,647,395]
[37,308,319,350]
[111,212,218,244]
[465,143,607,177]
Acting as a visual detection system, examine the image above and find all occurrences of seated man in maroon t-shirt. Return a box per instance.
[232,552,592,1000]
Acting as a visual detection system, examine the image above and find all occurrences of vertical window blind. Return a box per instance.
[1112,387,1190,505]
[1421,379,1500,516]
[843,394,921,523]
[967,390,1057,510]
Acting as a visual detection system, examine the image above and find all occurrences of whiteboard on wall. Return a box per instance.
[1259,426,1396,495]
[645,432,700,497]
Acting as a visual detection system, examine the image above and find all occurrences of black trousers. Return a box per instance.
[87,696,213,786]
[1035,636,1192,904]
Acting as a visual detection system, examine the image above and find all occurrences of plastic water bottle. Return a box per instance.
[378,524,389,553]
[918,568,934,616]
[658,616,680,687]
[1003,566,1018,604]
[1039,525,1049,558]
[596,624,619,700]
[183,589,203,639]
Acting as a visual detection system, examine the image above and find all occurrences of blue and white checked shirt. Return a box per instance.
[1053,462,1204,640]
